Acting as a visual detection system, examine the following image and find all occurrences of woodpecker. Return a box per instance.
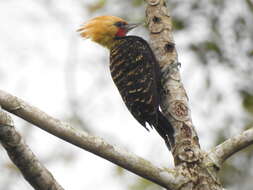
[78,16,174,149]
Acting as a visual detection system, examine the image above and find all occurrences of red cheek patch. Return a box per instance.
[116,28,127,37]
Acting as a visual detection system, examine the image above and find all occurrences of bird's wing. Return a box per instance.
[110,36,161,129]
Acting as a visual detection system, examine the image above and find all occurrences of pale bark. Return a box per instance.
[0,1,252,189]
[145,0,223,189]
[209,127,253,168]
[0,109,64,190]
[146,0,200,166]
[0,89,186,189]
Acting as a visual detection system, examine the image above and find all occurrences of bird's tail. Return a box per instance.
[154,111,175,150]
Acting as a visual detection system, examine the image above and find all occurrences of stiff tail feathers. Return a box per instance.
[154,111,175,150]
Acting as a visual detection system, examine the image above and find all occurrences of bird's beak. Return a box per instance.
[124,23,141,32]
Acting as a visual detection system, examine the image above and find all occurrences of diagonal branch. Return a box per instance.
[0,109,64,190]
[208,127,253,168]
[0,89,187,189]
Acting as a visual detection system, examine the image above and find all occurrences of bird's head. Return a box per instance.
[77,16,139,49]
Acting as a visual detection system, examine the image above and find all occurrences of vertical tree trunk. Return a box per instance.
[145,0,224,189]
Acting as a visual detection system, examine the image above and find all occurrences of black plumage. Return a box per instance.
[110,36,174,149]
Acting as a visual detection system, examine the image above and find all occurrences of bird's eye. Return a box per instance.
[115,21,126,28]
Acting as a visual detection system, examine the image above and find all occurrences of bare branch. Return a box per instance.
[0,109,64,190]
[208,128,253,168]
[0,89,187,189]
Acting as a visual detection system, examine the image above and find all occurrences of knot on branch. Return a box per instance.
[146,8,164,33]
[146,0,160,6]
[170,101,189,121]
[152,16,161,23]
[0,111,20,147]
[164,42,175,53]
[176,140,201,163]
[0,110,14,127]
[149,21,164,34]
[180,123,192,138]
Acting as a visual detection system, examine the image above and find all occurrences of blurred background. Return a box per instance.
[0,0,253,189]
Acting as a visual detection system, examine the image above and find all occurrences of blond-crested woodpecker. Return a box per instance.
[78,16,174,149]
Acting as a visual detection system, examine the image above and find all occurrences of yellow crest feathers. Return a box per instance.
[77,16,126,48]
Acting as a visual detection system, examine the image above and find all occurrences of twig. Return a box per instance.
[208,128,253,168]
[0,109,64,190]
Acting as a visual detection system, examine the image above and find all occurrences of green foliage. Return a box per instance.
[203,41,222,57]
[114,166,162,190]
[241,91,253,115]
[248,49,253,57]
[172,18,186,30]
[131,0,143,7]
[87,0,106,13]
[219,144,253,189]
[245,0,253,13]
[129,178,162,190]
[190,39,225,66]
